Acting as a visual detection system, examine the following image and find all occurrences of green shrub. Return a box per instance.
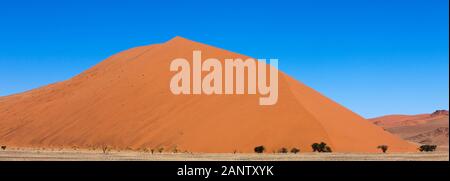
[312,142,332,152]
[278,147,288,153]
[419,145,437,152]
[290,148,300,154]
[311,143,320,152]
[377,145,388,153]
[254,145,265,153]
[324,146,332,153]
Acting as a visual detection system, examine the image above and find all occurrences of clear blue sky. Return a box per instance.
[0,0,448,118]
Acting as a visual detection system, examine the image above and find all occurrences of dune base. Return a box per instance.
[0,148,447,161]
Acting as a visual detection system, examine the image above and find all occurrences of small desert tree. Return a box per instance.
[1,146,6,150]
[318,142,326,152]
[312,142,332,152]
[324,146,332,153]
[419,145,437,152]
[278,147,288,154]
[290,148,300,154]
[158,147,164,153]
[254,145,265,153]
[428,145,437,152]
[377,145,389,153]
[151,149,155,154]
[311,143,320,152]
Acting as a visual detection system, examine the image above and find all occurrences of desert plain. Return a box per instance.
[0,148,448,161]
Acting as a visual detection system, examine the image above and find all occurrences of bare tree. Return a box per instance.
[102,146,109,154]
[377,145,388,153]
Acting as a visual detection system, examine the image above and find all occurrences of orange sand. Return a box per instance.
[0,37,416,153]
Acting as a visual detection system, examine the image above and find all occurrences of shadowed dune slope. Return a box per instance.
[0,37,416,153]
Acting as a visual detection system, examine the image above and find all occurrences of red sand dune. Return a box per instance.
[370,110,449,149]
[0,37,416,153]
[370,110,449,128]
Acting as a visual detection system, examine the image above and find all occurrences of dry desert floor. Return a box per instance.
[0,148,448,161]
